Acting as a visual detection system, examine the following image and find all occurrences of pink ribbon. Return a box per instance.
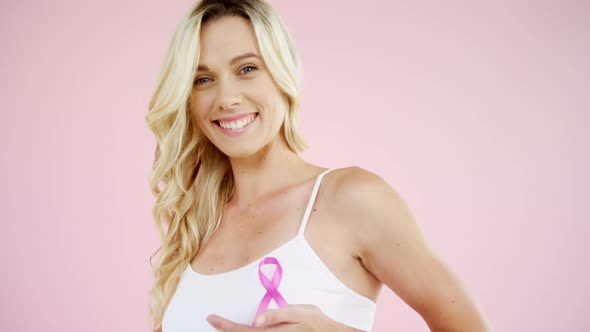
[252,257,288,326]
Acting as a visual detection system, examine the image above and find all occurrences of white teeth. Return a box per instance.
[219,114,255,130]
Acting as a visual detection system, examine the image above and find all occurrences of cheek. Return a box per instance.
[253,95,284,130]
[190,94,214,126]
[249,88,287,123]
[268,95,288,127]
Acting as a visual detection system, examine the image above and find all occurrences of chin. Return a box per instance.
[207,129,281,160]
[219,145,261,159]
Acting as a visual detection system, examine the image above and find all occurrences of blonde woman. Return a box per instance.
[145,1,491,331]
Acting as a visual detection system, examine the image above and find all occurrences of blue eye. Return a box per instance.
[194,77,210,86]
[194,66,257,86]
[240,65,257,74]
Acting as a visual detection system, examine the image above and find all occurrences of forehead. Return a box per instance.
[199,15,260,65]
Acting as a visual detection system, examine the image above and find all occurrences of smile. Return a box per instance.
[213,113,259,137]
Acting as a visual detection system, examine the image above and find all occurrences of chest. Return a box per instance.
[190,187,352,276]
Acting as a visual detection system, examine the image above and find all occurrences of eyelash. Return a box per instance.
[194,65,258,86]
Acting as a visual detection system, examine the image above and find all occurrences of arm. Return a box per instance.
[334,167,492,332]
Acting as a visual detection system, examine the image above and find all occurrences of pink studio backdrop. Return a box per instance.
[1,0,588,331]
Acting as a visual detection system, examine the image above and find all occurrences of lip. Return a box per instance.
[213,113,259,137]
[213,112,258,122]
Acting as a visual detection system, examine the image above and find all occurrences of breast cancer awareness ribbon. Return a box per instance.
[252,256,288,326]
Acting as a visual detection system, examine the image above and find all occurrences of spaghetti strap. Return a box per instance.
[297,168,338,237]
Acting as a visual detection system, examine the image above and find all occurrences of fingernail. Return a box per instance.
[255,315,265,326]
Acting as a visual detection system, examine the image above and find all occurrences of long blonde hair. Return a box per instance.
[144,0,307,330]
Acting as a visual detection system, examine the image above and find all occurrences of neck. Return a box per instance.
[227,136,310,208]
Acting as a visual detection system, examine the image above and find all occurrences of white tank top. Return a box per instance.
[162,168,377,332]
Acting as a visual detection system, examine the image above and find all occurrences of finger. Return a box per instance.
[255,304,316,327]
[207,314,258,332]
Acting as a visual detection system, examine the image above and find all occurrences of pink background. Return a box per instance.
[1,0,588,331]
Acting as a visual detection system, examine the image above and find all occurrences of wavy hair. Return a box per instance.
[144,0,307,330]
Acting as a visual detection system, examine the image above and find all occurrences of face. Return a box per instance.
[189,15,288,158]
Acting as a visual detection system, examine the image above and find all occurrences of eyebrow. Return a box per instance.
[197,52,260,71]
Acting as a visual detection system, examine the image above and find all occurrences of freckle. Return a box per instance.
[258,231,262,235]
[313,208,317,212]
[396,242,399,246]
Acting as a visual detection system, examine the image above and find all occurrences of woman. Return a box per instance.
[145,0,491,331]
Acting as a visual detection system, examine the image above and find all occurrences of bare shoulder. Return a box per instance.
[326,166,401,204]
[323,166,492,331]
[326,166,420,262]
[322,166,415,255]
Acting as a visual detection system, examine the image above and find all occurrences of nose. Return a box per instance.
[215,77,242,111]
